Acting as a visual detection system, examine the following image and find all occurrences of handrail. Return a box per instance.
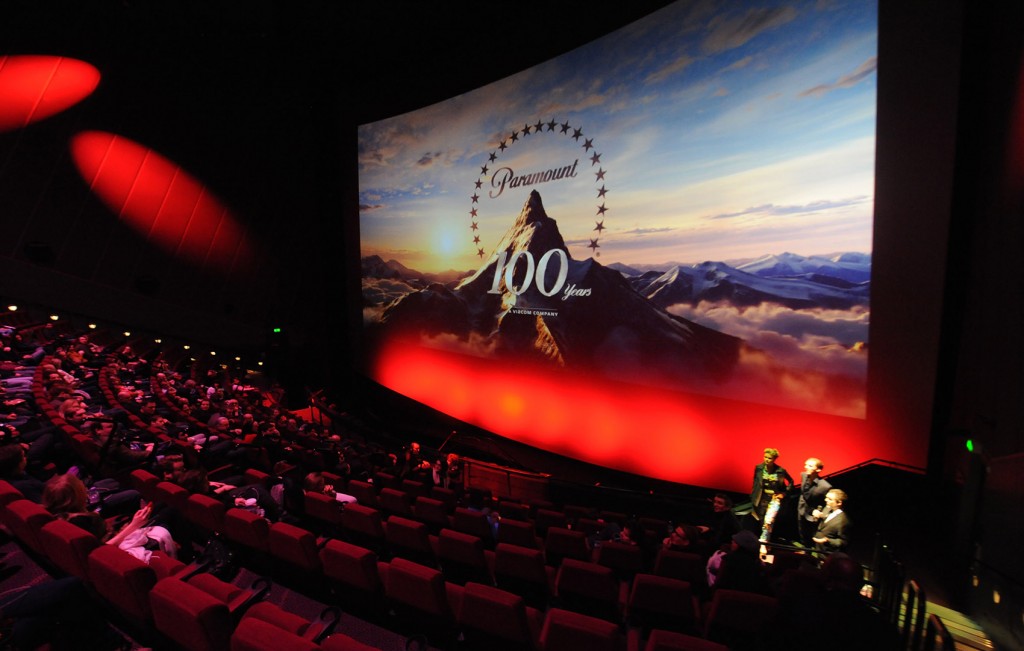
[825,457,927,478]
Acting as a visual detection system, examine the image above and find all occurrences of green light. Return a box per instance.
[272,327,282,333]
[966,439,974,453]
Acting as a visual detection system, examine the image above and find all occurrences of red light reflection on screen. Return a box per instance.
[375,339,888,492]
[70,130,253,273]
[0,55,99,132]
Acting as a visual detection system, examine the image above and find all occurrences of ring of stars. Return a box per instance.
[468,118,610,259]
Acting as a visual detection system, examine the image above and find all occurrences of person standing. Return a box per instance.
[812,489,851,553]
[797,457,832,546]
[749,447,794,539]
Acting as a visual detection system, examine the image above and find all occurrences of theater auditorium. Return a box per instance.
[0,1,1020,649]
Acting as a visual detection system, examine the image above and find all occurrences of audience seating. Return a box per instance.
[456,581,543,650]
[540,607,625,651]
[554,557,624,622]
[702,588,779,649]
[339,502,386,554]
[411,496,451,534]
[384,515,436,566]
[497,517,541,549]
[382,557,463,646]
[493,542,554,610]
[626,573,700,637]
[318,538,388,621]
[38,517,99,579]
[544,527,592,567]
[435,528,492,586]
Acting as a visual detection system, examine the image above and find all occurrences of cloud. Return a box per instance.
[799,56,877,97]
[359,203,385,212]
[644,55,697,85]
[702,6,798,54]
[667,300,868,372]
[706,196,870,220]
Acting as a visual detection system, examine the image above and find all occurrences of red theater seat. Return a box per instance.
[319,538,388,620]
[436,528,492,586]
[540,607,624,651]
[222,507,271,554]
[38,517,99,579]
[544,527,592,567]
[497,517,541,550]
[377,487,414,518]
[457,581,543,651]
[555,558,623,622]
[702,589,779,649]
[626,574,700,637]
[384,515,436,566]
[2,499,54,555]
[383,557,462,645]
[88,544,161,624]
[268,520,322,575]
[149,576,234,651]
[493,542,554,610]
[412,496,451,534]
[643,629,728,651]
[340,502,386,554]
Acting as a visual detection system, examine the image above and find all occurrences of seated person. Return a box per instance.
[42,473,177,563]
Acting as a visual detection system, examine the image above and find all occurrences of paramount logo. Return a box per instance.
[488,159,579,199]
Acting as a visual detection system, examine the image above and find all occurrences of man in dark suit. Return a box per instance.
[812,488,851,553]
[797,457,832,545]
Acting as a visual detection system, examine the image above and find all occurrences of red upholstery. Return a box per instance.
[451,507,492,541]
[555,558,623,622]
[231,617,319,651]
[152,480,189,512]
[339,503,385,552]
[304,491,344,529]
[0,480,24,505]
[344,480,377,508]
[150,576,234,651]
[377,488,413,518]
[702,589,779,648]
[222,507,271,552]
[38,518,100,579]
[129,468,160,502]
[540,607,624,651]
[2,498,54,554]
[627,574,700,636]
[268,520,322,573]
[457,581,542,650]
[644,629,728,651]
[497,517,541,549]
[436,528,491,586]
[544,527,591,567]
[384,515,435,565]
[493,542,553,609]
[186,492,228,535]
[596,541,644,582]
[88,544,159,622]
[412,496,451,533]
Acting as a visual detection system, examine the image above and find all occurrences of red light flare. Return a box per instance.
[0,55,100,132]
[69,130,254,274]
[375,339,890,493]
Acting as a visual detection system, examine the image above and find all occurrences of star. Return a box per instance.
[572,128,583,141]
[534,119,545,132]
[499,140,508,151]
[475,179,482,189]
[470,208,477,217]
[489,152,497,162]
[480,164,489,175]
[588,239,600,251]
[595,167,606,181]
[583,138,594,151]
[597,185,607,198]
[560,121,571,133]
[547,119,557,131]
[477,248,485,258]
[596,203,608,216]
[471,222,479,231]
[590,152,602,166]
[594,221,605,233]
[509,131,519,143]
[522,123,532,135]
[473,235,480,244]
[471,193,479,203]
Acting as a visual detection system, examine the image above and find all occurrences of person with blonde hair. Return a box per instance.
[42,473,177,563]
